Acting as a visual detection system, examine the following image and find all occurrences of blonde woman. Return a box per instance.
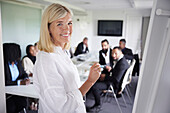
[33,3,101,113]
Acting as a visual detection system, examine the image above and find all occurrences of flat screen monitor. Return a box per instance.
[98,20,123,36]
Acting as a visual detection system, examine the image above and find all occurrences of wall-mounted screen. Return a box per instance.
[98,20,123,36]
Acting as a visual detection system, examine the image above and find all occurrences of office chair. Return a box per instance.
[102,59,136,113]
[126,59,136,98]
[3,43,21,63]
[18,108,27,113]
[3,43,27,113]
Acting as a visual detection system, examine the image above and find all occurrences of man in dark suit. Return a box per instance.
[99,39,113,81]
[119,39,134,60]
[107,47,130,94]
[74,37,89,56]
[89,47,129,110]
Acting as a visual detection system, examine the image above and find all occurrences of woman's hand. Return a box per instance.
[79,63,101,96]
[87,63,101,84]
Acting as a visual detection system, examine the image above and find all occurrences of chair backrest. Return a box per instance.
[119,59,136,93]
[127,59,136,83]
[3,43,21,63]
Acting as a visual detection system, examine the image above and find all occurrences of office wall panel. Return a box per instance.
[1,2,41,57]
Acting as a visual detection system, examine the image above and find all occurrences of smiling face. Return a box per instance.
[49,13,72,48]
[29,46,36,56]
[112,48,122,60]
[102,41,109,50]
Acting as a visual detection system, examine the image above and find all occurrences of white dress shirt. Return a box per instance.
[102,48,110,66]
[33,46,86,113]
[83,44,86,52]
[8,62,19,81]
[22,57,34,75]
[112,54,124,69]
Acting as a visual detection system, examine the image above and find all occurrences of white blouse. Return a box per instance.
[22,57,34,75]
[33,46,86,113]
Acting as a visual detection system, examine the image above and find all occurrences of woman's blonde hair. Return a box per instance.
[38,3,72,53]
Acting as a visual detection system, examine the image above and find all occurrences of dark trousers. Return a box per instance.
[91,80,120,106]
[91,81,108,105]
[6,95,27,113]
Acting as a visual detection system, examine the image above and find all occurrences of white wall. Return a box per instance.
[141,17,150,58]
[0,2,6,113]
[1,2,41,58]
[89,9,151,58]
[126,15,142,57]
[0,2,151,59]
[71,9,151,57]
[71,11,93,52]
[71,9,151,58]
[91,10,126,53]
[0,2,151,58]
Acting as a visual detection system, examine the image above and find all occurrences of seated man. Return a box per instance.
[74,37,89,56]
[99,39,113,80]
[107,46,130,94]
[89,47,129,110]
[3,43,30,113]
[119,39,134,61]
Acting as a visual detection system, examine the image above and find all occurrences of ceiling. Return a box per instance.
[29,0,153,9]
[2,0,153,15]
[49,0,133,9]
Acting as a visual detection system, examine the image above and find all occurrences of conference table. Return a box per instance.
[5,53,99,99]
[5,84,38,98]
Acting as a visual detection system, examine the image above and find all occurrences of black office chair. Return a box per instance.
[3,43,21,63]
[132,54,139,76]
[3,43,27,113]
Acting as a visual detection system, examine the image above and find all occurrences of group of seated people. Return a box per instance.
[3,42,38,113]
[3,37,89,113]
[59,37,134,111]
[85,39,134,111]
[3,37,134,112]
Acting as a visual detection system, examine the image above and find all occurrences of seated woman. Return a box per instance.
[22,44,36,76]
[22,44,38,110]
